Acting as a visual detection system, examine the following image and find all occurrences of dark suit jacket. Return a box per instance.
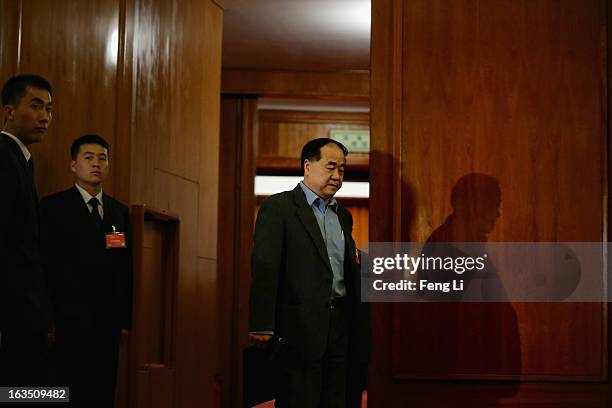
[0,132,52,335]
[40,186,133,331]
[249,185,366,361]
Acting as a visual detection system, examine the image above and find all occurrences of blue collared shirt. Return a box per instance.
[300,182,346,297]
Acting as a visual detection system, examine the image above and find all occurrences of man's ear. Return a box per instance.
[70,160,76,174]
[2,105,14,121]
[304,159,310,175]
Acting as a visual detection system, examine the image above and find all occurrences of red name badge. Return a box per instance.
[106,225,127,249]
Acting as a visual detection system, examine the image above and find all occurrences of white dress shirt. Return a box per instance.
[75,183,104,220]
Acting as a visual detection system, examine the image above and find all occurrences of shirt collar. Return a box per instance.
[1,131,31,162]
[75,183,103,206]
[299,181,338,211]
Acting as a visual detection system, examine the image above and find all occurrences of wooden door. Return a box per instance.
[370,0,610,406]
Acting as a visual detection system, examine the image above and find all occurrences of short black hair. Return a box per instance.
[300,138,348,172]
[70,134,110,160]
[1,74,53,107]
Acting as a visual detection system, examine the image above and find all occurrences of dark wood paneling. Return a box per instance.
[370,0,610,406]
[197,0,223,260]
[222,69,370,97]
[113,0,133,205]
[130,206,180,408]
[258,110,370,175]
[217,96,257,408]
[0,0,20,80]
[347,205,369,251]
[197,258,218,408]
[216,96,243,403]
[398,0,604,380]
[127,1,223,406]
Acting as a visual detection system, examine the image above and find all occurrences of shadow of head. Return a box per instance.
[450,173,501,240]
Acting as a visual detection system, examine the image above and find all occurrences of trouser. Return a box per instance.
[275,298,348,408]
[54,325,121,408]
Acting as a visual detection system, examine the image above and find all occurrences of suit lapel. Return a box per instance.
[1,132,38,203]
[293,186,333,274]
[339,209,354,261]
[337,206,351,248]
[101,194,117,233]
[1,132,28,169]
[338,203,357,293]
[68,186,101,233]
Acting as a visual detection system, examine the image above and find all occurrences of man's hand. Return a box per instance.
[249,333,273,348]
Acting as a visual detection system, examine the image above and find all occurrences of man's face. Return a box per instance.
[303,143,346,200]
[3,86,53,145]
[70,143,109,187]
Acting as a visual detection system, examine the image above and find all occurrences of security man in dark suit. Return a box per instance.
[40,134,132,407]
[0,74,54,386]
[249,138,366,408]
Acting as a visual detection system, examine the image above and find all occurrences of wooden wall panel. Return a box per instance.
[222,69,370,97]
[396,0,604,380]
[216,98,242,408]
[151,145,201,408]
[257,110,369,174]
[140,221,166,364]
[370,0,610,406]
[128,1,223,407]
[131,208,179,408]
[347,205,369,251]
[217,97,258,408]
[400,0,603,244]
[197,0,223,260]
[0,0,19,80]
[196,258,218,408]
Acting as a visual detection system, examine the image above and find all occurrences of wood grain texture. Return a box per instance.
[216,98,242,408]
[0,0,20,80]
[197,0,223,260]
[217,97,258,408]
[222,68,370,97]
[127,1,223,406]
[346,204,369,251]
[397,0,604,380]
[113,0,134,205]
[257,109,370,175]
[151,169,200,407]
[370,0,610,405]
[400,0,603,244]
[130,206,180,408]
[196,258,218,408]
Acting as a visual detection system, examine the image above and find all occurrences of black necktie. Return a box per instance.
[88,197,103,230]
